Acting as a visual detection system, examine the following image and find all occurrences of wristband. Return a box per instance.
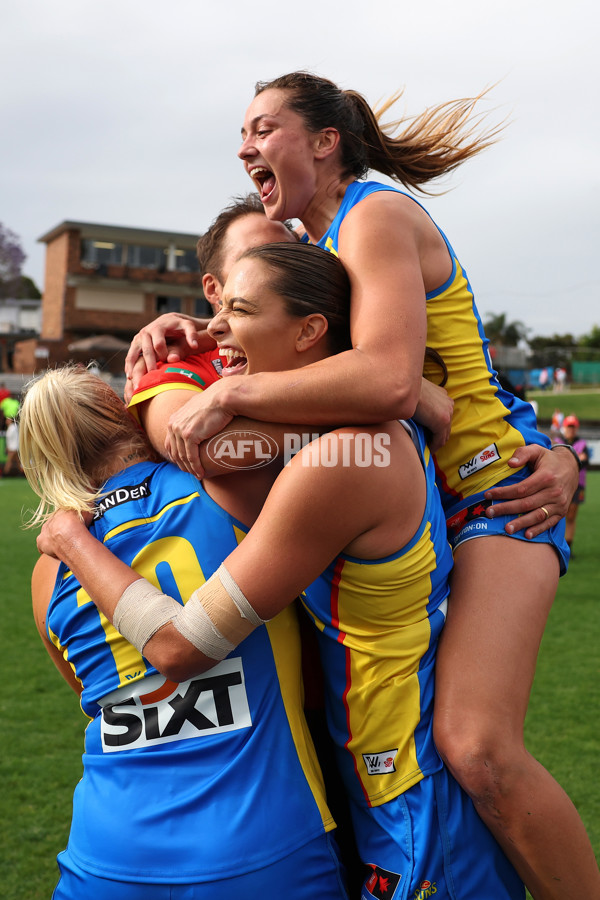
[551,442,582,471]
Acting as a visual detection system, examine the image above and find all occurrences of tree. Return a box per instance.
[17,274,41,299]
[527,333,578,369]
[578,325,600,349]
[0,224,26,300]
[483,312,529,347]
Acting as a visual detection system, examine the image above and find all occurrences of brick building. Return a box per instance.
[12,220,210,374]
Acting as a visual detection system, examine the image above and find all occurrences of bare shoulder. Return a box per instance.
[339,189,450,291]
[340,189,427,240]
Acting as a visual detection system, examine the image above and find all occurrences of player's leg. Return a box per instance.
[434,535,600,899]
[565,499,578,548]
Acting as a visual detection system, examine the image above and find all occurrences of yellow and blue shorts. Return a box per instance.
[445,474,570,576]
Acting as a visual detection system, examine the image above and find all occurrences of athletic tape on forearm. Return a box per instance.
[112,578,180,654]
[173,563,268,660]
[218,563,267,627]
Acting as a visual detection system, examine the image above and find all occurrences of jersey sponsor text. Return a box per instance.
[100,658,251,751]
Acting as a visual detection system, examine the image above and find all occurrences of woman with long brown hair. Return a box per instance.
[125,74,595,898]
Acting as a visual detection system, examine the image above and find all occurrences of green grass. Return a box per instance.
[524,471,600,853]
[0,475,598,897]
[530,388,600,422]
[0,479,84,900]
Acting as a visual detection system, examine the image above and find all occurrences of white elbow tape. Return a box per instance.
[173,563,268,660]
[112,579,180,654]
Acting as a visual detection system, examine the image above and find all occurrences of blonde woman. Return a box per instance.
[22,365,347,900]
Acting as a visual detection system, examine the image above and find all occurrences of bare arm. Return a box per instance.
[165,195,429,466]
[31,555,83,697]
[413,379,454,452]
[36,426,418,682]
[34,453,364,681]
[137,385,328,478]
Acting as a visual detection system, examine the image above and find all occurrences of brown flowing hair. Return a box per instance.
[255,72,504,194]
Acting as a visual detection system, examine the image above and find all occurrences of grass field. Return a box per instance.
[530,387,600,422]
[0,475,598,898]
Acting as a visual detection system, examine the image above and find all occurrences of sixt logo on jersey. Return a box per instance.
[364,864,402,899]
[93,477,152,520]
[100,658,251,752]
[363,749,397,776]
[458,443,500,481]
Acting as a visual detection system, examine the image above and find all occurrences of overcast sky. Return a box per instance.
[2,0,598,338]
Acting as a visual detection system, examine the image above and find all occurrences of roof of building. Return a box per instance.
[37,220,200,249]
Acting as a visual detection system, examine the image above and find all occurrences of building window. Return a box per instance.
[174,248,199,272]
[81,240,124,267]
[127,245,166,269]
[156,296,182,314]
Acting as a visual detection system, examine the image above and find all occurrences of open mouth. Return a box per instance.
[249,166,276,202]
[219,347,248,377]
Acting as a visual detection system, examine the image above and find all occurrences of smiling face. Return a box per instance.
[238,89,322,223]
[208,256,310,377]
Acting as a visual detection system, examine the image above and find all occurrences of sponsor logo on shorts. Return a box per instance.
[364,864,402,899]
[457,443,500,480]
[100,658,251,752]
[414,880,437,898]
[363,749,397,775]
[93,477,152,520]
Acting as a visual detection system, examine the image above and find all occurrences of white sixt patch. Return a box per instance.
[100,658,251,752]
[363,749,398,775]
[458,443,500,480]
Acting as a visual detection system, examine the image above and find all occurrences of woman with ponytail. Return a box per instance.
[126,72,596,899]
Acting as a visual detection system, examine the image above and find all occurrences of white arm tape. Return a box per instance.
[112,579,180,654]
[173,586,237,661]
[173,563,268,661]
[218,563,267,627]
[113,564,267,663]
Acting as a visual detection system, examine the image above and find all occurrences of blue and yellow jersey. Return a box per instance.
[302,423,453,809]
[128,349,222,422]
[313,181,549,514]
[47,461,333,883]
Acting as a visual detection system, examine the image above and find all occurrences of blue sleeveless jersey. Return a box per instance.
[311,180,550,514]
[47,461,334,883]
[301,423,453,810]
